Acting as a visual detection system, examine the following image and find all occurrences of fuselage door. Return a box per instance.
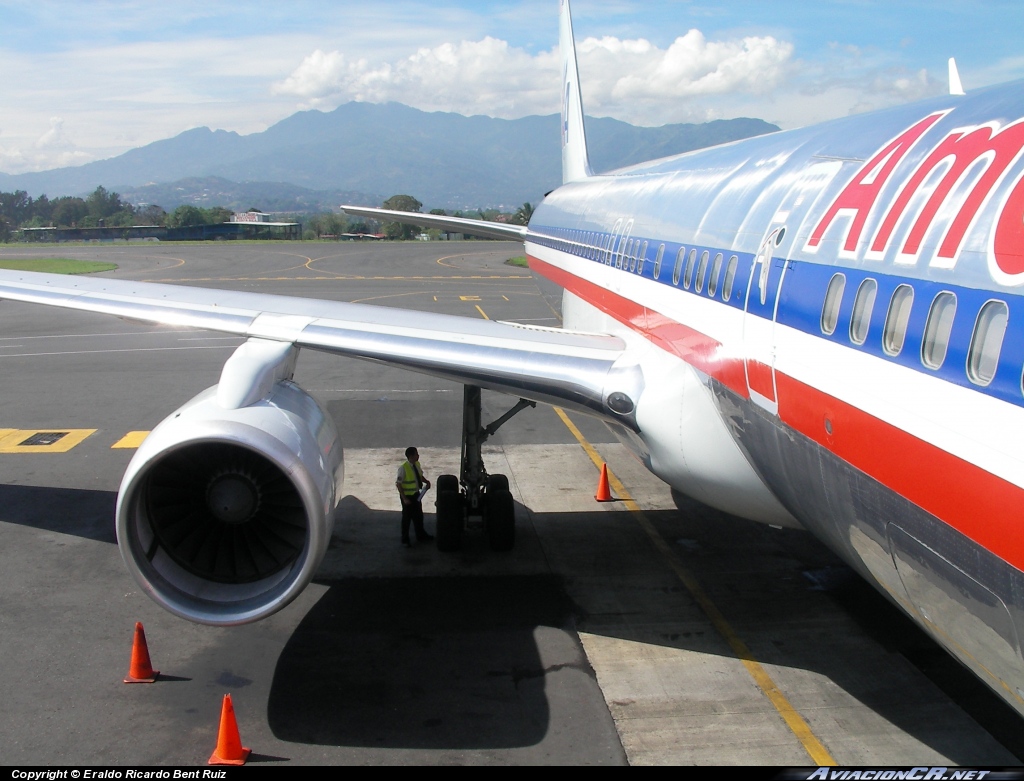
[742,226,788,415]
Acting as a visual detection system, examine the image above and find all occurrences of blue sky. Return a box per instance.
[1,0,1022,174]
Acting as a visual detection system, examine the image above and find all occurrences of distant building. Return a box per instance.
[20,214,303,243]
[230,211,274,224]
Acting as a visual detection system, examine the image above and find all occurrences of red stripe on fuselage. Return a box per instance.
[531,256,748,395]
[527,252,1024,572]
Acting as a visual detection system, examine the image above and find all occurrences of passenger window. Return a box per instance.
[653,244,665,280]
[672,248,685,286]
[619,220,634,269]
[607,219,623,265]
[683,249,697,290]
[882,285,914,356]
[707,253,723,298]
[636,241,648,274]
[723,255,738,301]
[821,273,846,335]
[620,238,632,269]
[968,300,1008,386]
[695,251,710,293]
[850,278,877,345]
[922,292,957,369]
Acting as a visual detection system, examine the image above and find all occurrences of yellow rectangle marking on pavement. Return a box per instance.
[112,431,150,449]
[459,295,482,301]
[0,429,97,453]
[552,406,837,766]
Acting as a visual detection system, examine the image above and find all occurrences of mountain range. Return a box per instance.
[0,102,779,211]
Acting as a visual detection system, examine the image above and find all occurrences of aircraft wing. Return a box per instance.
[0,269,641,425]
[341,205,528,241]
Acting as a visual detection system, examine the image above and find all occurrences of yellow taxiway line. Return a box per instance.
[551,406,836,767]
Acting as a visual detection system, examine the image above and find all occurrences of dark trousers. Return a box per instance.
[401,497,428,542]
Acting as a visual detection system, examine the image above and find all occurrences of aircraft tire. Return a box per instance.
[437,474,459,494]
[435,489,463,552]
[486,473,509,493]
[486,489,515,552]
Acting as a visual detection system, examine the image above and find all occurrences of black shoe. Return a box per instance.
[402,538,411,547]
[419,534,434,542]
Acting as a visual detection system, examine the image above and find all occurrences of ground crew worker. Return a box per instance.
[396,446,433,546]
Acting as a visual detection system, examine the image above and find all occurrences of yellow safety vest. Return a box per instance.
[400,461,422,496]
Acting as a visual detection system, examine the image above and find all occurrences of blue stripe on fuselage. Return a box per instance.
[529,224,1024,409]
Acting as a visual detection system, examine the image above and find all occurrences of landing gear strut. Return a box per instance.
[435,385,535,552]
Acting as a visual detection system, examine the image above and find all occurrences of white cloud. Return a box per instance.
[36,117,72,150]
[272,30,794,124]
[0,118,93,173]
[273,37,557,117]
[592,31,792,99]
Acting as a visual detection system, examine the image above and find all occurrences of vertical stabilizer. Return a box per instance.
[560,0,593,183]
[948,58,965,96]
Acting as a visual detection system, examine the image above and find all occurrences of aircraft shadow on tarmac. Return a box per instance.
[266,573,578,750]
[0,483,116,543]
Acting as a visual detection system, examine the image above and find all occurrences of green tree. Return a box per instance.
[32,194,53,226]
[166,205,208,228]
[0,190,33,225]
[206,207,234,224]
[86,186,130,221]
[306,212,345,239]
[381,194,422,240]
[511,202,534,226]
[105,210,137,228]
[51,197,89,227]
[136,204,167,226]
[0,215,10,242]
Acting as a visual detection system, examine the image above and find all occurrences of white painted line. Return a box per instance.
[176,337,244,342]
[0,346,237,358]
[0,330,192,341]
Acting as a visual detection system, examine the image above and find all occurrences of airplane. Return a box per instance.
[1,0,1023,720]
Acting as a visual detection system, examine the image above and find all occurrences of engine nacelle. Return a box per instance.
[116,380,344,626]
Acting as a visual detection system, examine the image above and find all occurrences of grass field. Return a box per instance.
[0,258,118,274]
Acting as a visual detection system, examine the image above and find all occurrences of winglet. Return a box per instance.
[560,0,593,183]
[948,58,965,96]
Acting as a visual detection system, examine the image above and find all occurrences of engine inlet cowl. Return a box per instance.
[117,381,343,626]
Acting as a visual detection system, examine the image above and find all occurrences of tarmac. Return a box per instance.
[0,240,1019,766]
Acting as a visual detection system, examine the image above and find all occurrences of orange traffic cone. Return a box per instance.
[209,694,251,766]
[595,463,614,502]
[123,622,159,683]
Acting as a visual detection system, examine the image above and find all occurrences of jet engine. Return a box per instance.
[116,372,343,626]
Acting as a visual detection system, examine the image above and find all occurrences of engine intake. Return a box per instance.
[117,381,343,626]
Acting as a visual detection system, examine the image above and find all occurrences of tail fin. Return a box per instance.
[948,57,965,96]
[560,0,593,183]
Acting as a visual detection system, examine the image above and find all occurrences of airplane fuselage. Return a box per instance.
[526,79,1024,715]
